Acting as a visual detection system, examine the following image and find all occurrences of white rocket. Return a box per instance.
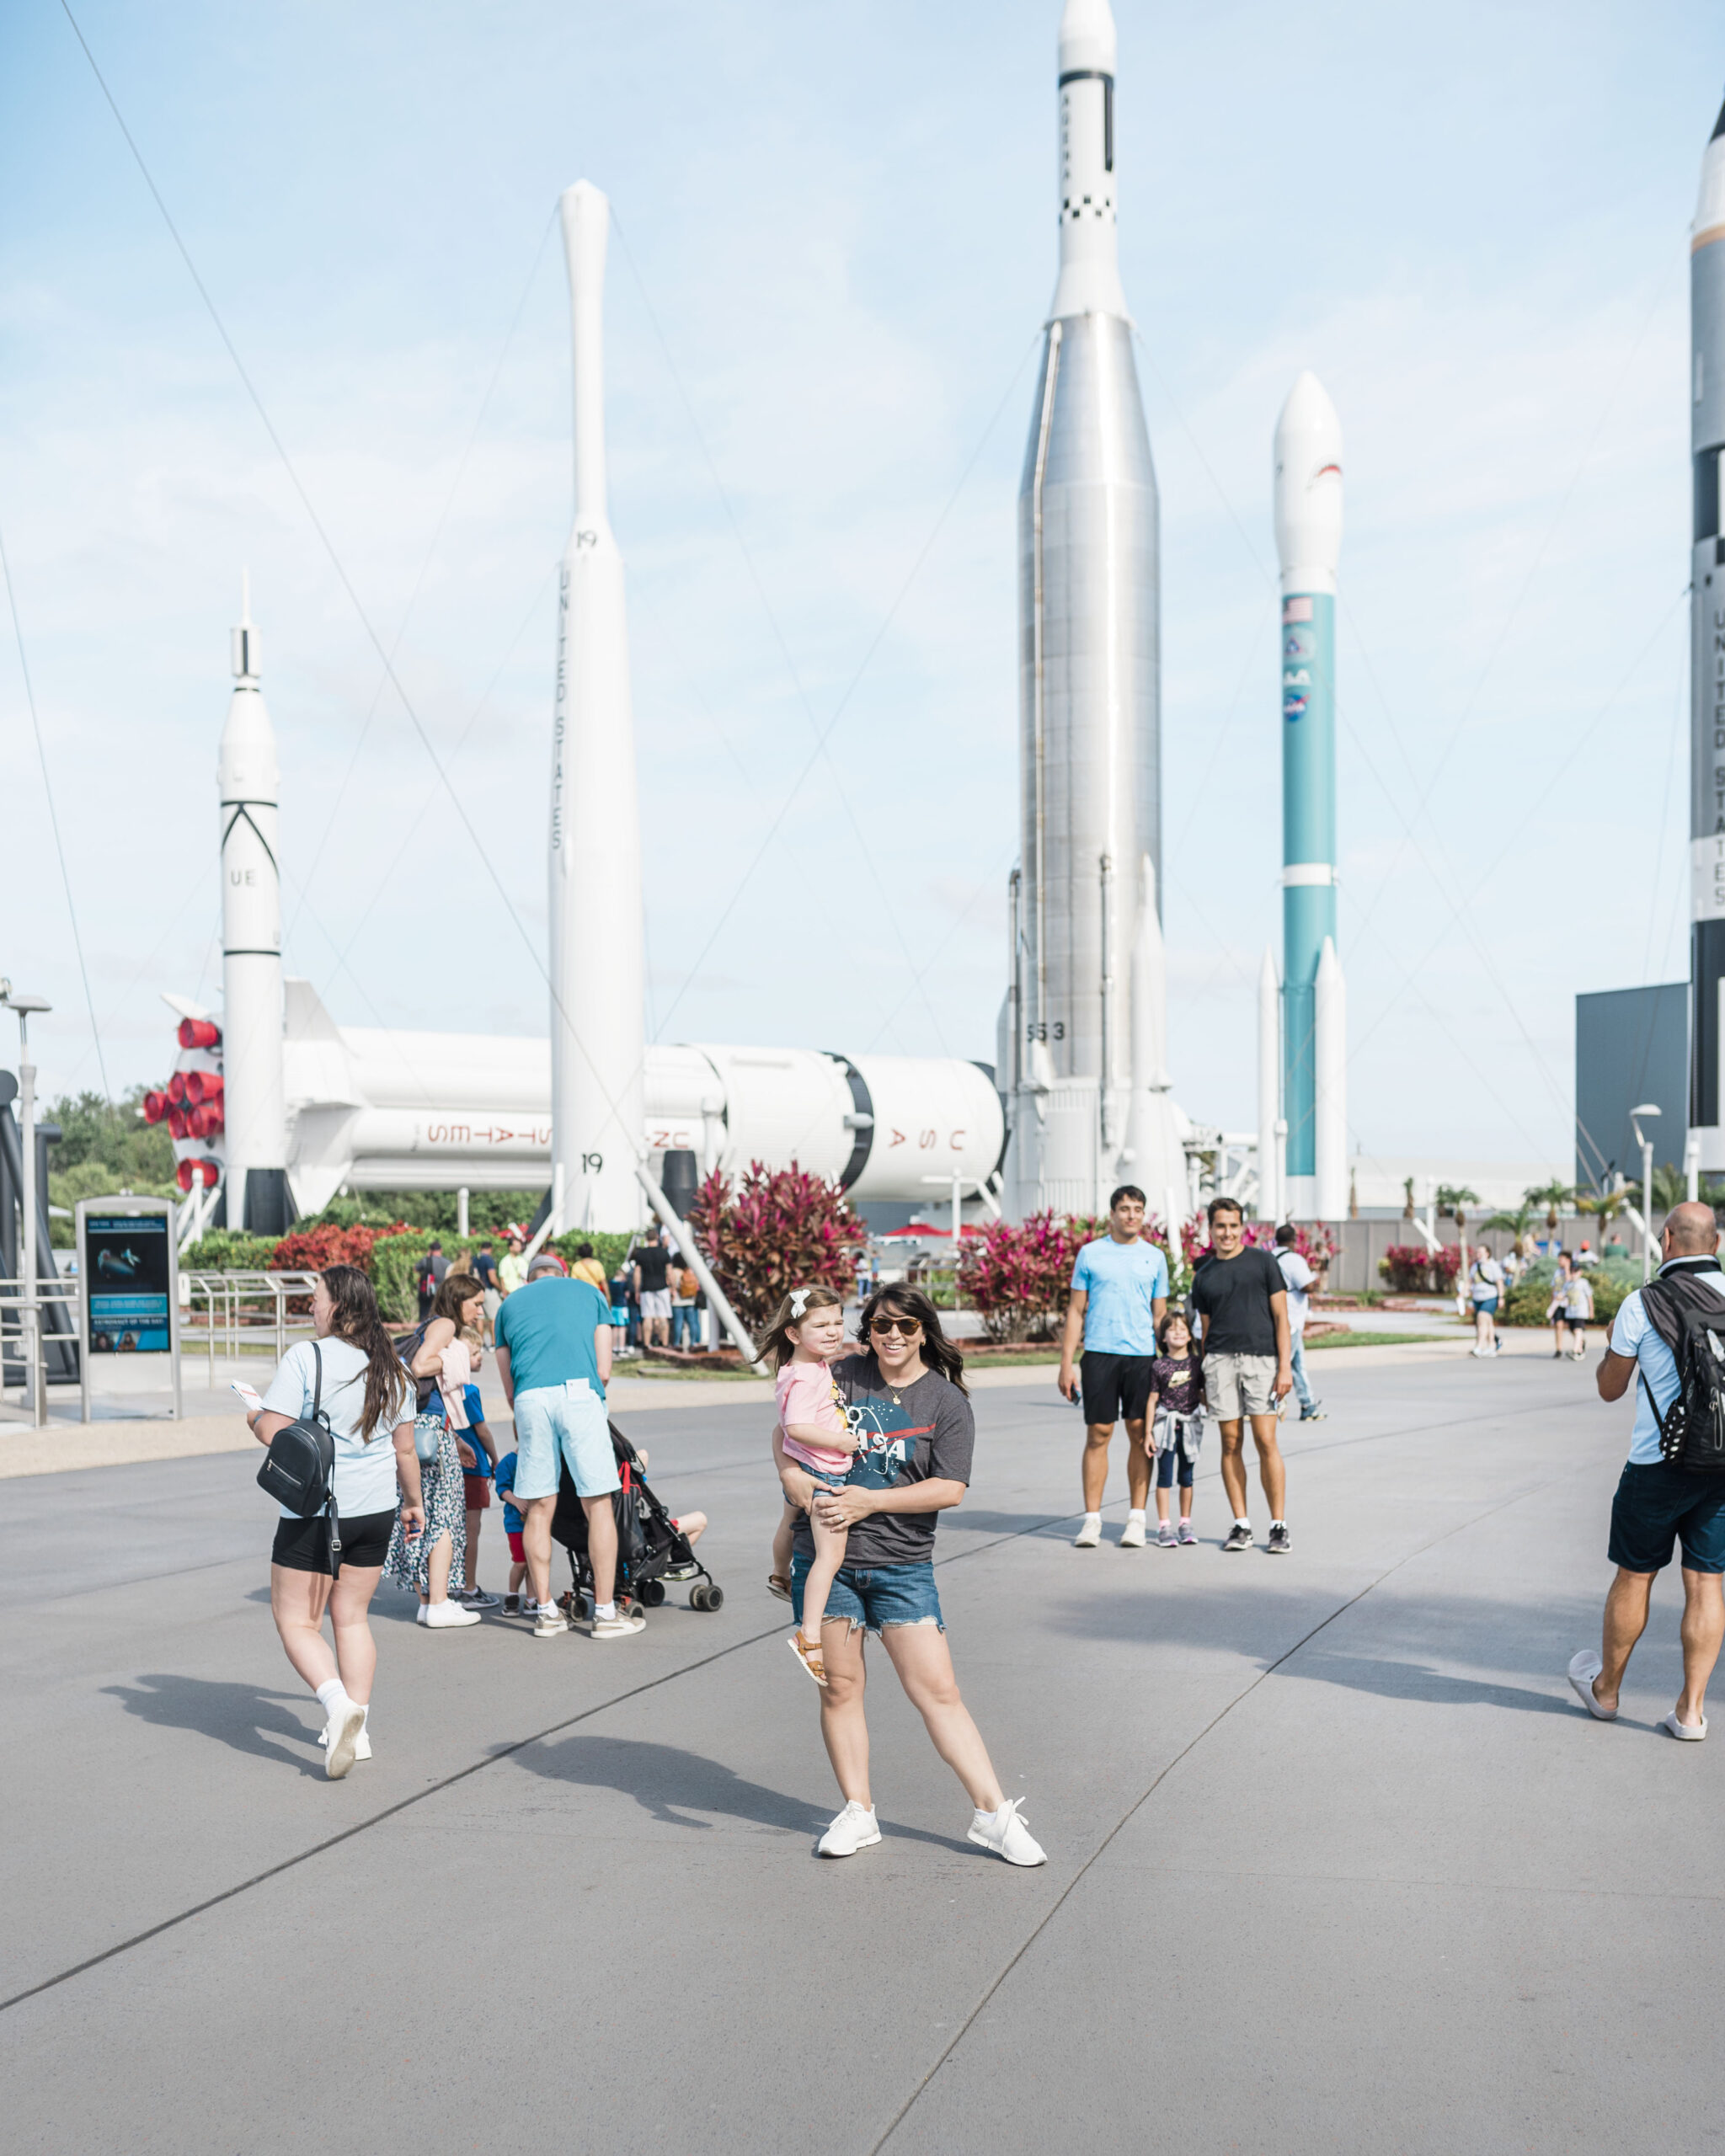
[547,181,645,1234]
[1117,853,1184,1233]
[217,584,292,1231]
[1004,0,1164,1220]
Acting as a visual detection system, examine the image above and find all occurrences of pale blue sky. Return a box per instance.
[0,0,1717,1168]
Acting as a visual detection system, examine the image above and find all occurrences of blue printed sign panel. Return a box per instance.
[85,1212,172,1354]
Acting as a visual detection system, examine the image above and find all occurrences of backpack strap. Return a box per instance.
[311,1342,343,1575]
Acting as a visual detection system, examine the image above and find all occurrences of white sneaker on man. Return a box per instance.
[424,1599,481,1630]
[590,1608,648,1639]
[533,1602,569,1637]
[968,1796,1047,1866]
[318,1723,372,1763]
[1074,1513,1102,1548]
[817,1801,882,1856]
[1119,1513,1147,1549]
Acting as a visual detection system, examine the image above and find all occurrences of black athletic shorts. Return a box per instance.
[1080,1352,1155,1428]
[270,1508,396,1576]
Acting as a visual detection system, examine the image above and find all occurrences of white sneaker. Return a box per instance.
[423,1598,481,1629]
[318,1724,371,1762]
[1118,1513,1147,1549]
[817,1800,881,1857]
[1074,1513,1102,1548]
[590,1609,648,1638]
[1660,1710,1708,1741]
[533,1602,570,1637]
[968,1796,1047,1867]
[414,1604,428,1625]
[322,1700,366,1780]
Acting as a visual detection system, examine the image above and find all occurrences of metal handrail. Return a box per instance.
[181,1270,323,1380]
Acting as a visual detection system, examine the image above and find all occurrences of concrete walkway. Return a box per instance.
[0,1348,1709,2153]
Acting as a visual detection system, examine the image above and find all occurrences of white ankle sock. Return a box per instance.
[1127,1508,1146,1520]
[595,1600,617,1622]
[314,1678,350,1715]
[1235,1517,1251,1529]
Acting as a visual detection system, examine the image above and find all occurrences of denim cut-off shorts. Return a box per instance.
[789,1553,944,1636]
[511,1380,621,1502]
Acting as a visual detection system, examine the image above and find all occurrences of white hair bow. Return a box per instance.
[789,1289,809,1316]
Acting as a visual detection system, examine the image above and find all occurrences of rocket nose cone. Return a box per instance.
[1274,371,1343,461]
[1058,0,1116,74]
[1712,89,1725,142]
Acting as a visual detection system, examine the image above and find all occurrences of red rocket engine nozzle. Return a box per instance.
[167,1106,190,1141]
[200,1159,220,1189]
[178,1018,222,1052]
[188,1102,225,1139]
[184,1070,225,1105]
[177,1160,195,1193]
[142,1091,168,1124]
[167,1071,188,1107]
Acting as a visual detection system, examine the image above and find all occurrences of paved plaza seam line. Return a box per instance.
[865,1459,1587,2155]
[0,1508,1078,2015]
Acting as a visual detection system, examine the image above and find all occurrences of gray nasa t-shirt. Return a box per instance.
[789,1354,975,1569]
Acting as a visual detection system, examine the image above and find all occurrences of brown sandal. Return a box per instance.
[788,1632,829,1687]
[766,1573,793,1604]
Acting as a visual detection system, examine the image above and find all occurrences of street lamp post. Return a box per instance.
[1,984,54,1427]
[1630,1102,1662,1285]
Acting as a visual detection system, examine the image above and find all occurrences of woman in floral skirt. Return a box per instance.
[386,1272,487,1630]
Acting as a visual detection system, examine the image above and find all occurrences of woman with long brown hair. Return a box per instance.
[384,1270,488,1628]
[250,1264,419,1779]
[772,1282,1046,1865]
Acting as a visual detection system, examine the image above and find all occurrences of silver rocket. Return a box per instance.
[218,583,293,1231]
[1003,0,1164,1219]
[547,180,645,1233]
[1689,96,1725,1165]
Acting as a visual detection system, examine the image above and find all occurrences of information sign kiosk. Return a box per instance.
[76,1196,181,1422]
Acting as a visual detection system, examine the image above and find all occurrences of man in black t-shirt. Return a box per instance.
[1189,1196,1294,1555]
[633,1228,674,1348]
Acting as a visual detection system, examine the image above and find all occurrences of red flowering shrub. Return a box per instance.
[269,1223,409,1274]
[1378,1244,1461,1293]
[1182,1218,1337,1273]
[686,1162,865,1338]
[957,1213,1081,1342]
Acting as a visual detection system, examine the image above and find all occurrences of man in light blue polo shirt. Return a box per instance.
[1058,1184,1170,1549]
[494,1253,644,1641]
[1570,1201,1725,1738]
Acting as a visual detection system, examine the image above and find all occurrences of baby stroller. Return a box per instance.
[550,1420,724,1619]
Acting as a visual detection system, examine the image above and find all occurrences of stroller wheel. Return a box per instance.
[692,1582,724,1612]
[688,1585,708,1611]
[638,1577,666,1608]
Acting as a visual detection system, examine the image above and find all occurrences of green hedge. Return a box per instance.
[1503,1256,1638,1330]
[181,1230,282,1272]
[549,1230,638,1283]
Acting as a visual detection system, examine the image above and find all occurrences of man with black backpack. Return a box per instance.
[1569,1202,1725,1740]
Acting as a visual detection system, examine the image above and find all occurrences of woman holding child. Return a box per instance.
[384,1271,488,1629]
[771,1282,1047,1866]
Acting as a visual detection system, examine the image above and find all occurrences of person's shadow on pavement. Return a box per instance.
[517,1732,973,1851]
[103,1673,324,1774]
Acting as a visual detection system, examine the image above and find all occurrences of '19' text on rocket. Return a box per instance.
[1274,371,1346,1221]
[1003,0,1175,1221]
[547,180,645,1235]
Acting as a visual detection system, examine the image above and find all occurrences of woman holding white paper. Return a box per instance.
[248,1264,419,1779]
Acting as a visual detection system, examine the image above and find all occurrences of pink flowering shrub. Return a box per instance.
[1378,1244,1460,1293]
[959,1209,1191,1342]
[686,1162,865,1337]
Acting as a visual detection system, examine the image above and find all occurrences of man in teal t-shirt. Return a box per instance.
[1058,1185,1170,1550]
[494,1254,642,1641]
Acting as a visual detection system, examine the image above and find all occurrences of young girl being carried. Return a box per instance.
[766,1284,860,1686]
[1149,1309,1205,1548]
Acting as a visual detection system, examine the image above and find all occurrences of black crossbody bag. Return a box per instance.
[255,1344,344,1571]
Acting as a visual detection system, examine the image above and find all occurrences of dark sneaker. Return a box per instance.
[459,1587,500,1610]
[1267,1523,1291,1555]
[1223,1522,1253,1553]
[1299,1407,1327,1422]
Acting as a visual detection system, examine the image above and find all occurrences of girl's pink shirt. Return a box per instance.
[776,1358,851,1474]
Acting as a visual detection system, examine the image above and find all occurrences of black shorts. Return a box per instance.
[1608,1462,1725,1575]
[271,1508,396,1576]
[1080,1352,1156,1428]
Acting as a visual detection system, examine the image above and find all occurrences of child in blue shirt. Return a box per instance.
[493,1449,528,1614]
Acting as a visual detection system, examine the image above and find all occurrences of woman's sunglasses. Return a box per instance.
[869,1315,922,1337]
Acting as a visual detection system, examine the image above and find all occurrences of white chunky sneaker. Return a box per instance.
[1118,1513,1147,1549]
[968,1796,1048,1867]
[424,1598,481,1629]
[533,1602,570,1637]
[322,1700,366,1780]
[318,1724,371,1762]
[1073,1513,1102,1548]
[590,1608,648,1638]
[817,1801,882,1857]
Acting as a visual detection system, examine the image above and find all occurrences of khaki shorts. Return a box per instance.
[1204,1353,1279,1419]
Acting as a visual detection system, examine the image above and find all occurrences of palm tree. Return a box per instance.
[1649,1161,1687,1214]
[1577,1183,1634,1253]
[1524,1181,1573,1235]
[1483,1199,1535,1257]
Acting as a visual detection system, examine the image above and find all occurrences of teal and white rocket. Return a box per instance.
[1272,372,1347,1219]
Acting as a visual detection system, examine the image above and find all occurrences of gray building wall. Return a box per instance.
[1574,983,1687,1192]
